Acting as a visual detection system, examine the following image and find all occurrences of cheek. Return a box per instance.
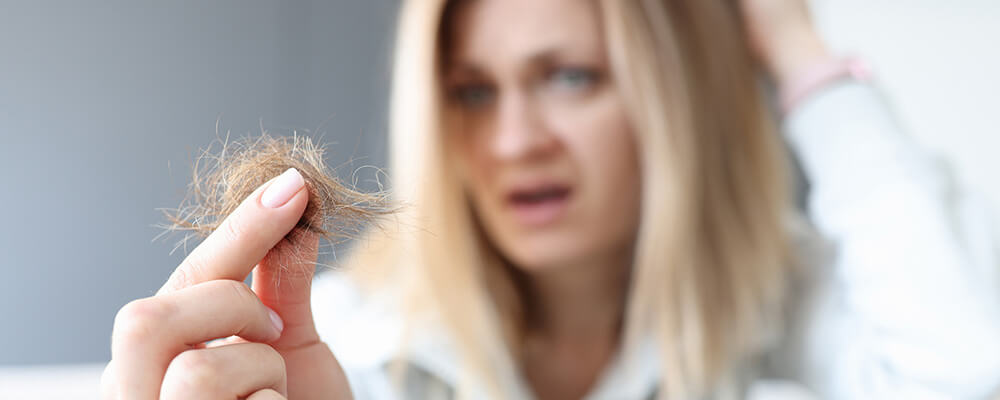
[561,99,642,243]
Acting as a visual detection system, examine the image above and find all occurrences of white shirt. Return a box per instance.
[312,82,1000,399]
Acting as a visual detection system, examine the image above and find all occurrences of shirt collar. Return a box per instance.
[314,272,661,399]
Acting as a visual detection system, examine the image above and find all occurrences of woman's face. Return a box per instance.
[445,0,642,271]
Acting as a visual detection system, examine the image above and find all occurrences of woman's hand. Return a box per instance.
[101,168,353,400]
[736,0,833,88]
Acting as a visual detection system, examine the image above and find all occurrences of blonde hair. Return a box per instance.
[349,0,793,398]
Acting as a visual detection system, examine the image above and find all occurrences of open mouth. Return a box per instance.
[510,185,570,205]
[507,184,572,226]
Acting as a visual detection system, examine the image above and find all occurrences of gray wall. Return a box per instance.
[0,0,398,365]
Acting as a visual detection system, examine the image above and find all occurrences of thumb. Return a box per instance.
[252,228,321,349]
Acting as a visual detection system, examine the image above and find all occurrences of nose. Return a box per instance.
[490,90,558,161]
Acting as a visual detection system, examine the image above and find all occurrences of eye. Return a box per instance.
[449,83,496,109]
[548,67,599,91]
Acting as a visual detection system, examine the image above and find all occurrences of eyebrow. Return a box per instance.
[527,47,566,68]
[443,62,486,80]
[447,46,575,74]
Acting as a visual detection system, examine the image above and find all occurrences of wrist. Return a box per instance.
[768,29,834,87]
[778,56,873,114]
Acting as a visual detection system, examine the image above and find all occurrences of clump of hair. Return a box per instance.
[163,132,392,247]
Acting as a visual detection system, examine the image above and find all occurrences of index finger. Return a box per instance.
[159,168,309,294]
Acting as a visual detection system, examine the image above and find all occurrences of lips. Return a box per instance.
[506,182,572,226]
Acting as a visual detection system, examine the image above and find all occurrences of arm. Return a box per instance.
[786,79,1000,399]
[738,1,1000,398]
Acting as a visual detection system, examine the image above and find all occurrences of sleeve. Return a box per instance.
[782,81,1000,399]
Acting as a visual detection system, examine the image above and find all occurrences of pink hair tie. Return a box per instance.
[780,56,872,115]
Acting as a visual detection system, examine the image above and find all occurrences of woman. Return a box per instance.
[102,0,1000,399]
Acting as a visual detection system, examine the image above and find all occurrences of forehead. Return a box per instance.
[445,0,605,67]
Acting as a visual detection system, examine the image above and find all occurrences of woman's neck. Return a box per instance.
[517,248,632,400]
[523,253,630,340]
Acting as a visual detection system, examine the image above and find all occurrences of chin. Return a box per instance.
[499,233,591,272]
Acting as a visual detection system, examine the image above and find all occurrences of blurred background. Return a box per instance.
[0,0,998,397]
[0,0,398,365]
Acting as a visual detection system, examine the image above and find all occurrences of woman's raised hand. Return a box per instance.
[102,168,352,400]
[736,0,833,87]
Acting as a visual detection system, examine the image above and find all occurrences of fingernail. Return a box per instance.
[261,168,304,208]
[268,308,284,334]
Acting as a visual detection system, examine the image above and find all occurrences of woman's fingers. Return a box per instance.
[159,168,310,294]
[109,280,283,400]
[105,169,329,399]
[160,342,287,400]
[253,229,322,350]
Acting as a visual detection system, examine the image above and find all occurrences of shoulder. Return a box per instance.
[761,218,844,383]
